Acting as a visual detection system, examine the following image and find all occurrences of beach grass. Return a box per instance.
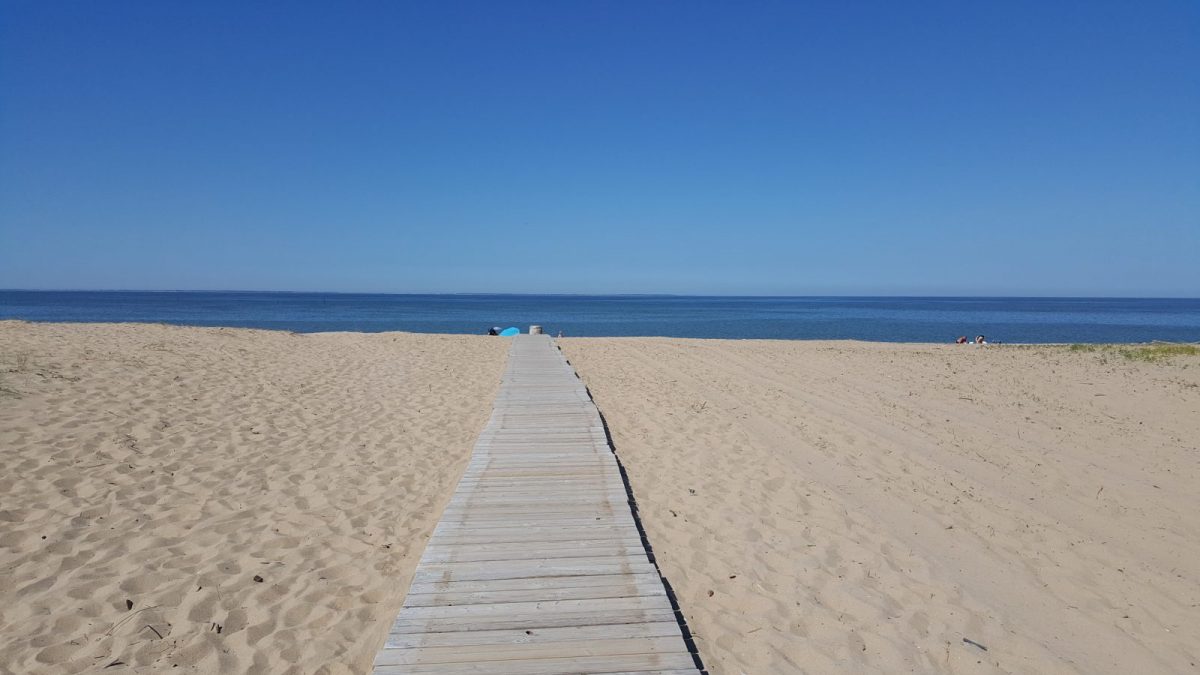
[0,358,19,397]
[1066,342,1200,363]
[1118,343,1200,362]
[0,351,34,397]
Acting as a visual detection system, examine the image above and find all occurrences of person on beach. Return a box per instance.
[487,327,499,336]
[975,335,987,345]
[956,336,968,344]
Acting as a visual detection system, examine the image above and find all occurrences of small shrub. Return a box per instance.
[0,374,16,398]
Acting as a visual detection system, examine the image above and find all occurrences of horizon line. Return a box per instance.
[2,288,1198,301]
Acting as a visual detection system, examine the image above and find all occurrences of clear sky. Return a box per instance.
[1,1,1197,296]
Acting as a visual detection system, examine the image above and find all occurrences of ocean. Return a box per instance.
[2,291,1198,344]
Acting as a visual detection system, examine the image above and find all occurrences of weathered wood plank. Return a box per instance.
[411,558,656,584]
[425,534,643,548]
[420,539,646,563]
[431,522,637,536]
[432,517,636,528]
[375,636,688,665]
[446,491,629,503]
[372,335,697,673]
[385,621,683,649]
[395,596,675,623]
[428,532,642,546]
[402,578,666,607]
[374,653,698,674]
[389,607,680,635]
[406,572,664,596]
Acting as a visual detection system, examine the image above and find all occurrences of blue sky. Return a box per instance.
[1,1,1197,296]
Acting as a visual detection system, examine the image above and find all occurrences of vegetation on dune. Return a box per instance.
[1066,342,1200,363]
[1118,343,1200,362]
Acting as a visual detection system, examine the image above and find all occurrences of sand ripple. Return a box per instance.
[0,322,506,674]
[562,338,1200,674]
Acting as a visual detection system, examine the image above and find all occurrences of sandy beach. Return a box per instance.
[561,338,1200,674]
[0,322,507,674]
[2,323,1199,674]
[4,0,1195,671]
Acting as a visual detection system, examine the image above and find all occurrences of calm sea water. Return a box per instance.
[2,291,1199,343]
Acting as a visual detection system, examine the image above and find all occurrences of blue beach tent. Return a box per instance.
[499,327,520,337]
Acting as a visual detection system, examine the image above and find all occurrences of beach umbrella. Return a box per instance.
[499,327,520,337]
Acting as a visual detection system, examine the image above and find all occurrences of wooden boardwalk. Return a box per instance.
[373,334,701,674]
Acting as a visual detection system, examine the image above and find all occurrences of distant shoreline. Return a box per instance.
[3,318,1198,348]
[3,288,1198,299]
[3,291,1199,343]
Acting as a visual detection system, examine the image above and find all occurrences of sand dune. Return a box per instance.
[561,338,1200,674]
[0,322,507,674]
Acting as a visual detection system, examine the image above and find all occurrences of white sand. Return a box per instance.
[4,324,1198,674]
[0,322,507,673]
[561,338,1200,674]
